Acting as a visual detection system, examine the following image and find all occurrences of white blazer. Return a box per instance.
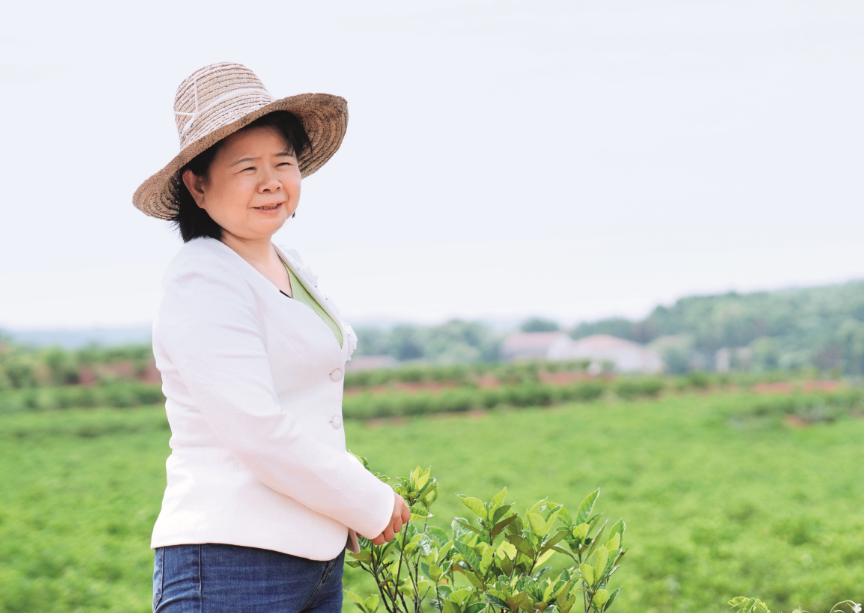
[150,237,394,561]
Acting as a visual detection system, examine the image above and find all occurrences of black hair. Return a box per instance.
[171,111,312,242]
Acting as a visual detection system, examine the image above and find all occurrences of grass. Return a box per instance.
[1,392,862,612]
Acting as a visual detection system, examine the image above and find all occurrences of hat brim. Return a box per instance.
[133,93,347,220]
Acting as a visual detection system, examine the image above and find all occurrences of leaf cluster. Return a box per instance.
[346,463,626,613]
[729,596,862,613]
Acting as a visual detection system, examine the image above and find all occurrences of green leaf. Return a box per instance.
[491,487,508,510]
[450,589,473,604]
[505,534,535,558]
[492,514,518,539]
[541,529,568,552]
[349,550,372,563]
[418,579,435,597]
[579,563,595,586]
[497,541,517,560]
[465,572,485,588]
[455,519,484,535]
[585,519,609,558]
[420,481,439,506]
[575,490,599,525]
[364,595,380,613]
[466,603,486,613]
[499,554,513,576]
[458,495,489,520]
[529,498,549,514]
[487,594,512,611]
[492,503,515,524]
[428,564,443,581]
[478,547,494,573]
[605,587,622,612]
[527,512,548,537]
[728,597,771,613]
[557,506,573,527]
[507,591,530,611]
[570,524,589,541]
[442,599,462,613]
[593,589,610,608]
[453,541,479,565]
[345,591,366,608]
[558,593,578,613]
[410,505,432,520]
[605,533,620,553]
[415,467,431,492]
[428,526,449,544]
[535,548,555,567]
[591,548,609,578]
[607,519,625,547]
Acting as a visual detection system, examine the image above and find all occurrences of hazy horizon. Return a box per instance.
[4,277,861,347]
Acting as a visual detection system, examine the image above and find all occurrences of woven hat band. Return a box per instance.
[176,89,274,149]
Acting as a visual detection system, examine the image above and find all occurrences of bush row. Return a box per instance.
[0,382,165,413]
[342,361,835,391]
[740,389,864,424]
[343,359,592,388]
[342,380,612,420]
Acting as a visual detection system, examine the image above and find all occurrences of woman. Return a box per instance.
[133,62,410,612]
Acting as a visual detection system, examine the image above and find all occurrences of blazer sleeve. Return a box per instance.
[157,250,394,540]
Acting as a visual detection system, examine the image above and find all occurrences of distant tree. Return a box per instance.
[571,317,636,341]
[663,348,689,375]
[424,320,500,363]
[838,319,864,375]
[354,327,392,356]
[519,318,560,333]
[43,346,79,385]
[750,337,780,372]
[389,325,426,361]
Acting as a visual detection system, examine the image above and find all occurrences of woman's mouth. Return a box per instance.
[254,203,282,211]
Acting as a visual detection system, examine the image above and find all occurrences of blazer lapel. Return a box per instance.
[205,239,345,360]
[274,246,345,328]
[273,244,351,361]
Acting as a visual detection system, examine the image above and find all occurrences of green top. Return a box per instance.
[281,260,343,348]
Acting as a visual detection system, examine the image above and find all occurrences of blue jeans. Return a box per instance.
[152,544,345,613]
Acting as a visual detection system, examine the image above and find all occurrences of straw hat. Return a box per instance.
[133,62,348,219]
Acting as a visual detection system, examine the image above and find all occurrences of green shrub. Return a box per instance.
[345,463,627,613]
[613,377,665,399]
[560,381,606,403]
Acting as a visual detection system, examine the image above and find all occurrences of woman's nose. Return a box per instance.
[259,170,282,192]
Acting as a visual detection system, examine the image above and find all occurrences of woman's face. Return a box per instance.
[182,126,301,241]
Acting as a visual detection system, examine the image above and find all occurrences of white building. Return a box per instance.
[500,332,574,362]
[563,335,663,374]
[501,332,664,374]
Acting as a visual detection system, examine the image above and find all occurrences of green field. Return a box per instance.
[1,392,862,612]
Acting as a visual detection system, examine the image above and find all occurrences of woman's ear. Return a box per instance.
[181,169,207,209]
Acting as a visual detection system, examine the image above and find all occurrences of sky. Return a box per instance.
[1,0,862,331]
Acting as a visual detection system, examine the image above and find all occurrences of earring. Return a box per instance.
[291,212,296,218]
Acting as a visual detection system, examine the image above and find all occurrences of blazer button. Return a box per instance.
[330,415,343,429]
[329,368,343,382]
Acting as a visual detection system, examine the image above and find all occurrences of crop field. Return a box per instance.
[1,390,863,613]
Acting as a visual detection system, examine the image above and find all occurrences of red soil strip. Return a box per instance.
[538,371,592,385]
[752,380,842,394]
[344,381,460,395]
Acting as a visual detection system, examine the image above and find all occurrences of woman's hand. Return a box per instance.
[370,493,411,545]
